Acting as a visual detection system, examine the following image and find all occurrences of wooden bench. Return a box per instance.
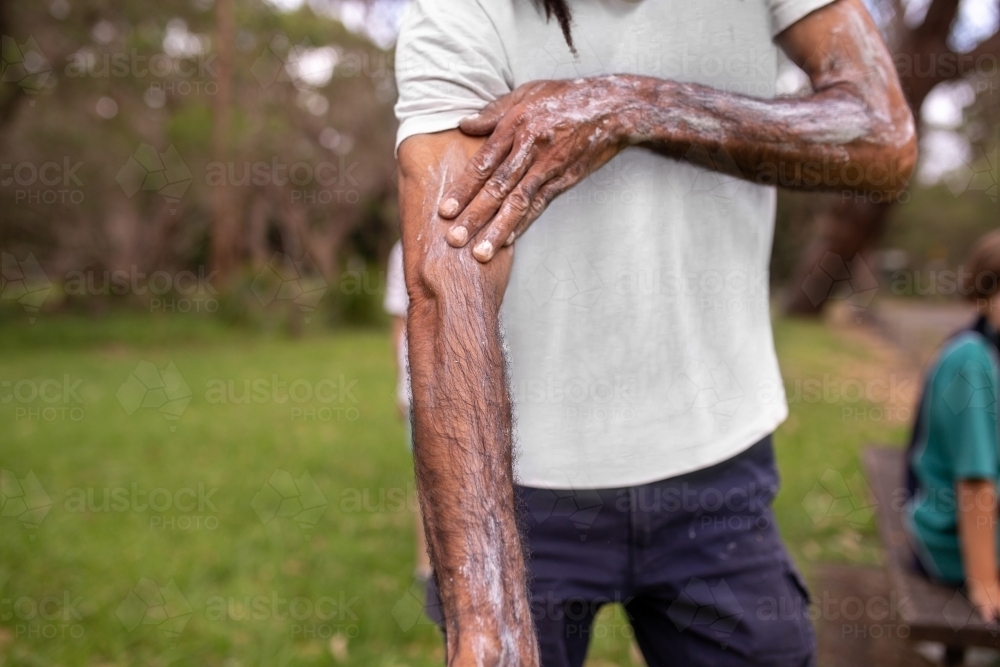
[862,446,1000,664]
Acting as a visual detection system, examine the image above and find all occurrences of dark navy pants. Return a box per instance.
[427,435,816,666]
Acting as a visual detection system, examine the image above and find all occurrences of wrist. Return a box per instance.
[596,74,650,146]
[449,620,539,667]
[602,74,688,150]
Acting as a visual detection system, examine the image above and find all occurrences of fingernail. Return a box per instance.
[448,226,468,245]
[474,239,493,260]
[504,232,515,246]
[440,198,459,217]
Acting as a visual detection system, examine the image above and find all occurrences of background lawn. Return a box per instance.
[1,313,910,666]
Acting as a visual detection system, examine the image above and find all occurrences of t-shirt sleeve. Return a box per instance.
[766,0,838,37]
[384,241,408,317]
[935,343,1000,480]
[393,0,513,152]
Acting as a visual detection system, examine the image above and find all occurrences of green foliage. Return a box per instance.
[1,0,399,291]
[167,103,214,152]
[1,313,911,665]
[884,181,999,270]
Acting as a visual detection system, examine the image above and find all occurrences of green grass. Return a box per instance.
[0,312,910,666]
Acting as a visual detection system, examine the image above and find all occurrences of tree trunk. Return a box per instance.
[785,198,892,315]
[783,0,999,316]
[208,0,240,285]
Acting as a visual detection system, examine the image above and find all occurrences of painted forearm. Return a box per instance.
[399,133,538,665]
[437,0,917,261]
[407,287,530,653]
[607,73,915,196]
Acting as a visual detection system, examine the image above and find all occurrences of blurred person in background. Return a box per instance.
[905,229,1000,622]
[393,0,916,664]
[384,240,433,584]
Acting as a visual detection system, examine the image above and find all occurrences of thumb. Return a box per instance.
[459,93,517,135]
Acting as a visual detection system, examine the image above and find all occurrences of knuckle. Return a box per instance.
[529,197,548,216]
[506,191,530,212]
[482,181,506,202]
[472,158,494,179]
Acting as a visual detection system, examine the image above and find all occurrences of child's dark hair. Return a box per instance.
[964,229,1000,304]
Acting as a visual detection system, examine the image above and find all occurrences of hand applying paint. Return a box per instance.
[439,77,631,262]
[440,0,917,264]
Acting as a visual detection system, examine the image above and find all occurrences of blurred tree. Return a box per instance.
[0,0,398,307]
[784,0,1000,315]
[209,0,239,283]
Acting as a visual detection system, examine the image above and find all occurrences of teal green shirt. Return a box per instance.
[905,322,999,584]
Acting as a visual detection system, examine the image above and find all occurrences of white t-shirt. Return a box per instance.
[395,0,834,489]
[384,241,411,409]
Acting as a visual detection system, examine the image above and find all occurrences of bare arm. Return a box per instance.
[958,479,1000,622]
[435,0,917,262]
[397,130,538,666]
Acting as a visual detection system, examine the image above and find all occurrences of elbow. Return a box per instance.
[864,110,918,201]
[401,236,476,323]
[403,245,445,325]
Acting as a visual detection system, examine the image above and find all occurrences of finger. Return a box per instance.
[471,169,553,262]
[459,89,524,136]
[438,128,515,221]
[446,139,535,248]
[501,172,575,246]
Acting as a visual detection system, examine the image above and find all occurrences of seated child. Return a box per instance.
[905,229,1000,620]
